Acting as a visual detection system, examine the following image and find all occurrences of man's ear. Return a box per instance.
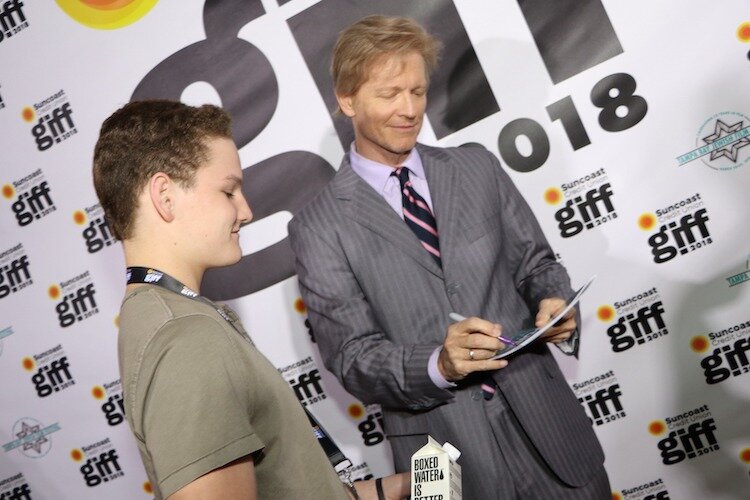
[148,172,175,223]
[336,93,356,118]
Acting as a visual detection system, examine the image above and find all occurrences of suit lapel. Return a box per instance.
[420,145,460,269]
[332,156,443,279]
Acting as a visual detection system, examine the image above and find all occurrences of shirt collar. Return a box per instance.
[349,144,426,195]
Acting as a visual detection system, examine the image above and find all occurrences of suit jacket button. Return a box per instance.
[446,282,460,295]
[471,390,482,401]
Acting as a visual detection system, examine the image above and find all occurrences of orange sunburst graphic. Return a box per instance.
[143,481,153,494]
[597,305,615,322]
[611,492,623,500]
[71,448,84,461]
[638,213,656,231]
[56,0,158,30]
[294,298,307,314]
[73,210,87,225]
[648,420,666,436]
[22,357,35,371]
[690,335,710,353]
[48,285,61,300]
[347,403,365,419]
[21,107,35,123]
[740,448,750,463]
[543,187,563,205]
[738,22,750,42]
[92,385,106,400]
[2,184,14,199]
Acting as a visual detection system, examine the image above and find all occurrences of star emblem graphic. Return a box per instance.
[702,119,750,162]
[16,421,48,454]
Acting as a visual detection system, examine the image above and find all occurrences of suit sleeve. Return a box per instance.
[289,216,454,411]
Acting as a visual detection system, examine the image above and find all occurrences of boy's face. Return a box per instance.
[175,137,252,271]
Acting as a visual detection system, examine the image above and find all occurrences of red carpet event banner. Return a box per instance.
[1,0,749,498]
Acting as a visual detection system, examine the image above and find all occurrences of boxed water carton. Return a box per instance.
[410,435,462,499]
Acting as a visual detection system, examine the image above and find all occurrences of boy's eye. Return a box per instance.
[224,192,234,198]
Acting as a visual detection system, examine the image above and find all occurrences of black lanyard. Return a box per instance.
[125,266,352,474]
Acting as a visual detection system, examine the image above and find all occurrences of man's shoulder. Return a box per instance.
[417,142,497,165]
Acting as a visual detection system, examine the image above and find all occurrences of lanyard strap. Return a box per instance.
[125,266,352,473]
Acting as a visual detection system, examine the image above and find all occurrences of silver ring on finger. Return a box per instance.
[469,349,475,360]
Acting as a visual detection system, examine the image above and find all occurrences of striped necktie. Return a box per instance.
[393,167,441,266]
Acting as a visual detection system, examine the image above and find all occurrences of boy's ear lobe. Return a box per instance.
[149,172,175,223]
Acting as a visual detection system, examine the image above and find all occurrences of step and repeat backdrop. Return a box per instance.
[1,0,749,498]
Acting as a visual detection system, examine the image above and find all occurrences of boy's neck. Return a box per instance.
[123,241,204,293]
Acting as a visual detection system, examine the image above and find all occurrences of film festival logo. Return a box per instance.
[637,193,711,264]
[543,168,617,239]
[2,417,60,459]
[597,287,669,353]
[0,0,28,44]
[22,344,75,398]
[73,203,115,254]
[292,297,316,343]
[0,472,32,500]
[70,438,124,487]
[347,403,386,448]
[278,356,327,407]
[612,478,670,500]
[571,370,626,426]
[91,380,125,427]
[0,243,32,300]
[21,90,77,152]
[48,270,99,328]
[648,404,720,466]
[677,111,750,171]
[3,169,56,227]
[690,320,750,385]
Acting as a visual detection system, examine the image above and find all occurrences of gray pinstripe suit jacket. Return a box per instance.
[289,144,604,492]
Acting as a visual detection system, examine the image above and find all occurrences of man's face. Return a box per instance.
[338,51,427,167]
[175,137,252,271]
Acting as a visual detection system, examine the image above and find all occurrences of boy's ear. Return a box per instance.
[335,93,356,118]
[149,172,176,222]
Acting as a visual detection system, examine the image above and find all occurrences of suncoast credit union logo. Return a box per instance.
[0,0,29,44]
[4,169,56,227]
[23,344,75,398]
[0,472,32,499]
[2,417,61,459]
[543,168,617,238]
[614,477,669,500]
[91,380,125,426]
[638,193,711,264]
[56,0,157,30]
[293,297,315,343]
[73,203,115,254]
[23,89,77,151]
[648,404,720,466]
[572,370,625,426]
[348,403,385,447]
[677,112,750,171]
[49,270,99,328]
[597,287,668,353]
[0,243,32,300]
[70,437,124,487]
[278,356,327,407]
[691,320,750,385]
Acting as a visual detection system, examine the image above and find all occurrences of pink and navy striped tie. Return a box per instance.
[393,167,441,266]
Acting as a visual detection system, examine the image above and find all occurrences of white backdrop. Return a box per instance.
[1,1,749,498]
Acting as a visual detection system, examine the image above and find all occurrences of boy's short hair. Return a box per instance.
[93,100,232,240]
[332,15,441,99]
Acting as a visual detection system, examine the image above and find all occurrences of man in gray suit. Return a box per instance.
[289,15,610,499]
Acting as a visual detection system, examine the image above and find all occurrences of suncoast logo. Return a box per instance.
[543,168,617,238]
[0,0,29,44]
[56,0,157,30]
[637,193,711,264]
[91,381,125,426]
[0,243,32,300]
[348,403,385,447]
[648,405,720,466]
[48,270,98,328]
[23,90,77,151]
[23,344,75,398]
[3,169,56,227]
[73,204,115,254]
[2,417,60,459]
[677,112,750,171]
[597,287,668,353]
[571,370,625,426]
[0,472,32,500]
[690,320,750,385]
[614,478,669,500]
[347,462,374,482]
[293,298,315,343]
[70,438,124,487]
[278,356,326,407]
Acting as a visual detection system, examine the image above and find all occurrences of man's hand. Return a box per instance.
[536,298,576,344]
[437,317,509,381]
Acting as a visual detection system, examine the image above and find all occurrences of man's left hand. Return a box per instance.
[536,298,576,344]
